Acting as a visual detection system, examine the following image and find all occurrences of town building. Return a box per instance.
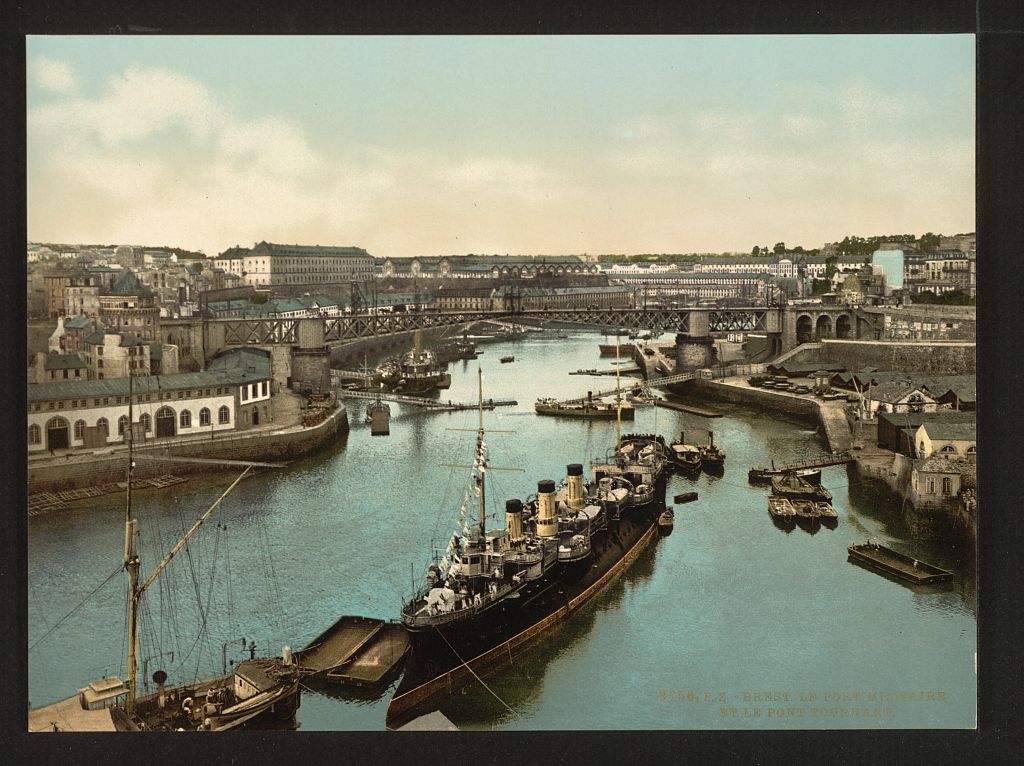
[377,254,597,279]
[914,421,977,460]
[609,271,770,301]
[98,270,160,341]
[214,242,375,287]
[32,352,88,384]
[27,347,273,453]
[864,383,938,416]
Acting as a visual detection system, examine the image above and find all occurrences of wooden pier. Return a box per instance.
[772,452,852,472]
[28,474,187,516]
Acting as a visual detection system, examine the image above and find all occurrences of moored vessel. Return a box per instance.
[386,370,667,729]
[698,430,726,472]
[767,495,796,527]
[770,471,832,502]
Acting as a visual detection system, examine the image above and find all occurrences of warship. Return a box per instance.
[385,370,667,729]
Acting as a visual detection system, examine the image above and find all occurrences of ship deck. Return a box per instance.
[296,616,383,676]
[325,624,410,686]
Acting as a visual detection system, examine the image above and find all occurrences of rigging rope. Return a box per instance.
[29,565,123,652]
[433,627,517,717]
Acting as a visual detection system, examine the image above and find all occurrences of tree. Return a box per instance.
[919,232,942,251]
[751,246,760,256]
[773,242,786,254]
[192,261,204,273]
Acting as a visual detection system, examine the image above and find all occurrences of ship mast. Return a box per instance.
[124,374,140,715]
[477,366,486,540]
[615,340,622,445]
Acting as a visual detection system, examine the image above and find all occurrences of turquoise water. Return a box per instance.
[27,332,976,729]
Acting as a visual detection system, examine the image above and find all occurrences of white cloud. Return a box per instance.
[33,56,75,93]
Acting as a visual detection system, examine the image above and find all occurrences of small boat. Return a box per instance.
[771,472,832,501]
[815,501,838,526]
[668,431,702,472]
[657,507,674,534]
[748,465,821,485]
[535,398,634,420]
[767,495,796,526]
[674,492,698,504]
[847,542,954,585]
[500,356,515,363]
[699,431,725,472]
[790,498,820,528]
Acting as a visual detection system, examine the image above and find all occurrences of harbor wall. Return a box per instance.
[672,379,852,452]
[28,403,349,494]
[775,340,976,375]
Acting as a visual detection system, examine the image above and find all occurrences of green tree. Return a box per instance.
[773,242,786,254]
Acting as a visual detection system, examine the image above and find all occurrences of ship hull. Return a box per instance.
[385,492,663,729]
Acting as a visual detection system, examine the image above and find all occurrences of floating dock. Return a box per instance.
[295,616,410,687]
[847,543,954,585]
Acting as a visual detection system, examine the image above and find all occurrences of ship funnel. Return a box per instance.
[153,669,167,709]
[505,499,525,545]
[536,480,558,537]
[566,464,584,510]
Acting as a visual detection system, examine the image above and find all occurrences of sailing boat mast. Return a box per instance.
[124,375,140,715]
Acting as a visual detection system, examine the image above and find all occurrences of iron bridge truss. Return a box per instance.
[216,306,777,346]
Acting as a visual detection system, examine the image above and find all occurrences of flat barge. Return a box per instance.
[651,397,721,418]
[847,542,954,585]
[296,615,410,687]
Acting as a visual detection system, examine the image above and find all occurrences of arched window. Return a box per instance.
[180,409,191,428]
[218,405,230,424]
[29,424,41,444]
[940,444,957,453]
[140,413,151,432]
[74,420,85,439]
[966,445,976,455]
[199,407,211,426]
[97,418,109,436]
[118,415,129,435]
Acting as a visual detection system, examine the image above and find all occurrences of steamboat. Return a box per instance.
[378,331,452,394]
[385,370,667,729]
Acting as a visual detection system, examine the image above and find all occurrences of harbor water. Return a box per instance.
[27,332,976,729]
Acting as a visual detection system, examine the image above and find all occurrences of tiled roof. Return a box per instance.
[922,422,976,441]
[868,382,932,403]
[28,348,271,402]
[918,456,969,474]
[102,270,154,297]
[43,353,87,370]
[64,316,94,330]
[250,241,370,257]
[876,410,976,430]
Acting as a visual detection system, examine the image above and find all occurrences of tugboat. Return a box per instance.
[378,331,452,394]
[386,369,667,729]
[698,431,726,473]
[668,431,702,473]
[29,378,300,732]
[535,396,635,420]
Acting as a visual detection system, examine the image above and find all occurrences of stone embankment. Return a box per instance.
[28,401,349,495]
[670,376,852,453]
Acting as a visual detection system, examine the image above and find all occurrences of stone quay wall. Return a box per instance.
[28,403,349,494]
[778,339,976,375]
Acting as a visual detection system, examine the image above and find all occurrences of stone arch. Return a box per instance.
[835,313,852,338]
[46,415,70,450]
[796,314,814,344]
[815,314,832,338]
[155,405,176,438]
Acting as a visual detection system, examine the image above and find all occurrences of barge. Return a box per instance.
[847,542,954,585]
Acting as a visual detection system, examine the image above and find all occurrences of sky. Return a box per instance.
[26,35,975,258]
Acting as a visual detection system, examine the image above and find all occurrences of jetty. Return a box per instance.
[339,389,517,411]
[551,370,701,406]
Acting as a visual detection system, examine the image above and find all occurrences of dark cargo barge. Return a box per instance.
[847,542,954,585]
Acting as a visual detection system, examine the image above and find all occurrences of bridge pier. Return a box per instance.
[674,332,716,372]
